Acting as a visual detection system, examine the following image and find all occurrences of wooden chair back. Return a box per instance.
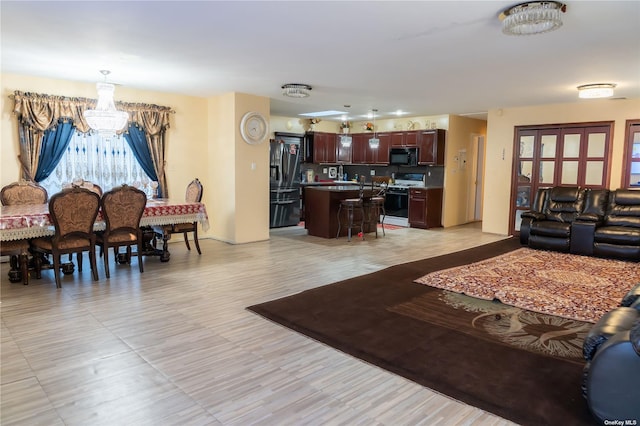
[1,181,48,205]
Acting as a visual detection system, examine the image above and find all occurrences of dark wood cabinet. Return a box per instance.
[391,131,419,147]
[351,133,367,164]
[417,129,446,165]
[308,132,337,164]
[351,133,389,165]
[408,187,443,229]
[336,134,352,163]
[373,133,390,164]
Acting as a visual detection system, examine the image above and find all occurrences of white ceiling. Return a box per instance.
[2,1,639,121]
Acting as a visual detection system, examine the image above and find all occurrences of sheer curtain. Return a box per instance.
[39,131,153,197]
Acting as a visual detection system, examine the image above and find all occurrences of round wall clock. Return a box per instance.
[240,111,268,145]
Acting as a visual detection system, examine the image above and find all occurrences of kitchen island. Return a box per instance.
[304,185,376,239]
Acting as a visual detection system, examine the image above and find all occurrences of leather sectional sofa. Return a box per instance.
[582,284,640,423]
[520,186,640,261]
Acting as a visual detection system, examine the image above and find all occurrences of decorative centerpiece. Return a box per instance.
[363,122,374,132]
[309,118,321,131]
[340,121,351,134]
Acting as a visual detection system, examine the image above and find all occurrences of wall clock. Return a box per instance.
[240,111,268,145]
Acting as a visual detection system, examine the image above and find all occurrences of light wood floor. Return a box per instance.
[1,223,516,426]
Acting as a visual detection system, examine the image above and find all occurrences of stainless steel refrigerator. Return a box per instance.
[269,134,302,228]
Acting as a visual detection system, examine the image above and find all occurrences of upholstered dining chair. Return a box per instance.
[157,178,203,254]
[96,184,146,278]
[30,187,101,288]
[64,181,103,267]
[1,181,48,205]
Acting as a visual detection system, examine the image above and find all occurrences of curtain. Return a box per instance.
[124,125,161,197]
[34,120,75,182]
[12,91,173,195]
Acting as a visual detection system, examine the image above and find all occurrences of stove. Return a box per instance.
[384,173,425,226]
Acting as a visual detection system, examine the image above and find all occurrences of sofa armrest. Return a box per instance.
[521,211,546,221]
[571,220,596,256]
[575,213,604,224]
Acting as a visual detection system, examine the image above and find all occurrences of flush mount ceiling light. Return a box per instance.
[499,1,566,36]
[282,83,312,98]
[83,70,129,134]
[577,83,616,99]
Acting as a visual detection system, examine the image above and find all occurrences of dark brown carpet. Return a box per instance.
[247,238,598,425]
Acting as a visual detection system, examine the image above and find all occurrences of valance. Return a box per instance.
[11,91,173,135]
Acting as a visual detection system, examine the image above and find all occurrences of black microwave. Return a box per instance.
[389,148,418,166]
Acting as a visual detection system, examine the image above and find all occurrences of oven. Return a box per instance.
[384,186,409,218]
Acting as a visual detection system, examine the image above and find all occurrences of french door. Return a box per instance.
[510,122,613,235]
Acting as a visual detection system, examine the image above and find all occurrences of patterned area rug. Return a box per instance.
[414,248,640,323]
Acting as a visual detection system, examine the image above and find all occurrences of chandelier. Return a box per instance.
[499,1,566,36]
[577,83,616,99]
[368,109,379,149]
[281,83,312,98]
[83,70,129,134]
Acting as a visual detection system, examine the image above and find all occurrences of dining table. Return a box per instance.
[0,198,210,281]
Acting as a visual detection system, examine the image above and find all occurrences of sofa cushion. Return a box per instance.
[545,186,585,223]
[594,226,640,245]
[530,220,571,238]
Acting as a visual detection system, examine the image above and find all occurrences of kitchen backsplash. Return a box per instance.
[302,164,444,187]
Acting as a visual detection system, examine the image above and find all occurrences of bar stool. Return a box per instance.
[337,180,366,241]
[364,177,388,238]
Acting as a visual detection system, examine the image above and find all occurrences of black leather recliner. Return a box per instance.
[522,186,586,252]
[592,189,640,261]
[582,284,640,423]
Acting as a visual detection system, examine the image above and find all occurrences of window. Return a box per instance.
[40,131,153,197]
[622,119,640,188]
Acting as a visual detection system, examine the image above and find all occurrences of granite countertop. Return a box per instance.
[305,185,365,191]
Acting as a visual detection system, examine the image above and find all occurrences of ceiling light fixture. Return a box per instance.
[369,109,379,149]
[499,1,566,36]
[282,83,312,98]
[83,70,129,134]
[577,83,616,99]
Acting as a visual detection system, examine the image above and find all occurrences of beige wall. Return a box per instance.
[483,98,640,235]
[0,73,270,244]
[209,92,269,244]
[443,115,487,227]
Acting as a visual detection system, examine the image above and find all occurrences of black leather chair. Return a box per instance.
[582,284,640,423]
[592,189,640,261]
[525,186,587,252]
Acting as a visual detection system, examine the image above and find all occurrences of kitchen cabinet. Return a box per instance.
[408,187,443,229]
[391,131,419,147]
[351,133,389,165]
[308,132,337,164]
[336,134,352,163]
[417,129,446,165]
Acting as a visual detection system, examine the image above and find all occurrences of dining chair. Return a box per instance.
[64,180,103,267]
[30,187,101,288]
[1,181,48,205]
[96,184,146,278]
[1,181,49,283]
[157,178,203,254]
